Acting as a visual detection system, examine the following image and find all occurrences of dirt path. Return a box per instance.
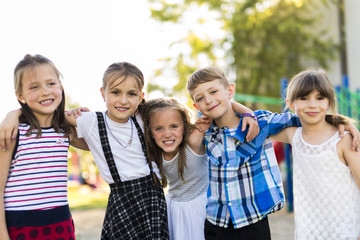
[72,208,105,240]
[72,208,294,240]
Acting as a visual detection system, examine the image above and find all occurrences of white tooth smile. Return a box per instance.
[116,107,128,110]
[164,140,174,144]
[40,100,53,104]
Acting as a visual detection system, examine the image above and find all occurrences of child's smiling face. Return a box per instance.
[101,76,144,123]
[17,64,63,127]
[289,90,330,127]
[150,108,184,160]
[190,79,235,121]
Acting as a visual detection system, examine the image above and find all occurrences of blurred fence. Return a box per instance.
[336,75,360,127]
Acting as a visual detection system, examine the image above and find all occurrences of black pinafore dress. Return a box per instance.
[96,112,169,239]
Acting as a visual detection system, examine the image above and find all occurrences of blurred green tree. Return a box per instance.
[148,0,339,111]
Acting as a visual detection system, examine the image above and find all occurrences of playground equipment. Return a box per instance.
[336,75,360,127]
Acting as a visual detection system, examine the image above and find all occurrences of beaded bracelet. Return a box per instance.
[243,113,257,120]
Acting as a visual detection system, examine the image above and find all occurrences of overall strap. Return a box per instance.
[131,116,156,179]
[96,112,121,183]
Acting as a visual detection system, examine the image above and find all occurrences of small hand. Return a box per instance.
[0,110,21,151]
[66,107,90,119]
[0,122,18,151]
[340,123,360,151]
[242,115,260,142]
[194,116,212,132]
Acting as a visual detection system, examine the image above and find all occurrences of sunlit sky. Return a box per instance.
[0,0,193,120]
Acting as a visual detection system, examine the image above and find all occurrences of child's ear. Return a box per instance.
[60,82,64,92]
[228,83,235,99]
[16,92,26,104]
[100,87,105,102]
[286,99,295,111]
[193,104,199,110]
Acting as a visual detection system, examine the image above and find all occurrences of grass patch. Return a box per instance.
[68,185,109,210]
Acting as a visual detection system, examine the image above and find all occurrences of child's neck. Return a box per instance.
[163,151,178,161]
[35,113,54,128]
[301,121,337,145]
[213,109,240,129]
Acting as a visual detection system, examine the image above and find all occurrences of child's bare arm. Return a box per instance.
[66,108,90,150]
[0,109,21,151]
[231,101,259,141]
[340,134,360,189]
[69,126,89,151]
[270,127,297,144]
[0,139,16,239]
[339,123,360,151]
[325,114,360,151]
[189,116,211,155]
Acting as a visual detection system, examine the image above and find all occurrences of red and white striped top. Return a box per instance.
[4,124,70,211]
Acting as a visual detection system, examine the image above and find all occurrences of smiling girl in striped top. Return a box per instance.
[0,54,88,240]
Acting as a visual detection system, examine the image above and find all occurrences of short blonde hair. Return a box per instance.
[187,66,230,97]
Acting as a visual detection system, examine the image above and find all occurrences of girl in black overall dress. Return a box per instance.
[65,62,169,239]
[97,112,168,239]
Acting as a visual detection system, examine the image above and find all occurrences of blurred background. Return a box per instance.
[1,0,359,239]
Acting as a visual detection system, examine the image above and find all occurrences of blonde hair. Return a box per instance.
[140,97,194,187]
[102,62,144,91]
[287,68,354,127]
[187,66,230,97]
[14,54,69,137]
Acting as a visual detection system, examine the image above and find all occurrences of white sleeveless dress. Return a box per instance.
[292,128,360,240]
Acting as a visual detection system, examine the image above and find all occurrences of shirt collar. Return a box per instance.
[206,112,269,144]
[207,115,246,143]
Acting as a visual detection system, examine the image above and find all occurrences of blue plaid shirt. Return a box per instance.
[204,110,300,229]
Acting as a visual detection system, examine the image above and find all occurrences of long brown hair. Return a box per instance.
[140,98,193,187]
[14,54,70,137]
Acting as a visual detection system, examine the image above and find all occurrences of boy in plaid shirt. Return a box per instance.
[187,66,301,240]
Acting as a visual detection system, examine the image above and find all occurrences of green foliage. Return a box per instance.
[150,0,185,22]
[230,0,337,103]
[68,186,108,210]
[148,0,339,111]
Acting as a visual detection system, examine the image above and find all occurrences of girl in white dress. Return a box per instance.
[140,97,258,240]
[272,68,360,240]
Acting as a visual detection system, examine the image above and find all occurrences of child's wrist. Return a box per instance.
[243,113,257,121]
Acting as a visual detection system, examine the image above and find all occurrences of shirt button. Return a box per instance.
[226,164,230,167]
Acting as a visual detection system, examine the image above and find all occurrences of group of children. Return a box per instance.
[0,54,359,240]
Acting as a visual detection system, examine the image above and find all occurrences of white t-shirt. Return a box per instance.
[77,111,157,183]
